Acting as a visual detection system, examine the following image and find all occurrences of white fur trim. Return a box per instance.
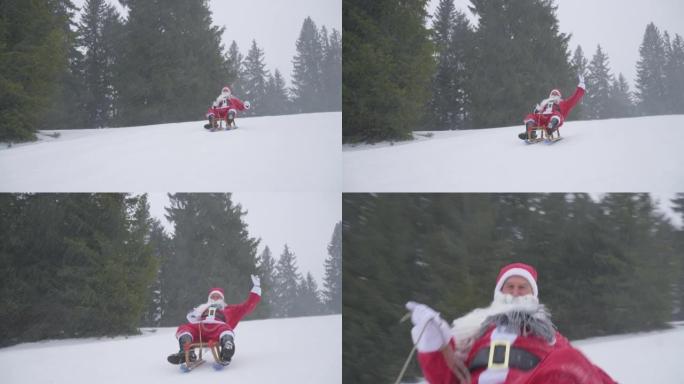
[493,268,538,298]
[251,286,262,296]
[208,290,224,299]
[176,331,193,340]
[219,330,235,340]
[478,328,517,383]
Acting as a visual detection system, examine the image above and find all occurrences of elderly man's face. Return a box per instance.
[501,276,532,297]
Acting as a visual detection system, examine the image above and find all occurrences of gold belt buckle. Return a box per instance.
[487,340,511,369]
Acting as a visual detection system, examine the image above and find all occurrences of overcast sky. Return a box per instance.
[147,192,341,285]
[427,0,684,88]
[72,0,342,87]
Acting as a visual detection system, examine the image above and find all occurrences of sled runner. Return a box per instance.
[204,112,237,132]
[180,339,228,372]
[523,125,562,144]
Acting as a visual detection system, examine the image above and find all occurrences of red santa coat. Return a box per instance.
[523,87,585,128]
[176,291,260,342]
[206,95,247,119]
[417,325,616,384]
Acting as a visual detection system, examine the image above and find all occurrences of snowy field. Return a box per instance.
[343,114,684,192]
[575,323,684,383]
[0,315,341,384]
[0,112,341,192]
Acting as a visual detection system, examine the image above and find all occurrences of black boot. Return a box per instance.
[167,335,196,365]
[518,122,536,140]
[547,118,559,133]
[219,334,235,364]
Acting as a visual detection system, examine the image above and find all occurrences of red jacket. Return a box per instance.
[214,95,246,112]
[539,87,585,119]
[417,325,616,384]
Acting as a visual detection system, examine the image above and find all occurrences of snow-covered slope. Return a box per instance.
[343,115,684,192]
[575,324,684,383]
[0,112,341,192]
[0,315,341,384]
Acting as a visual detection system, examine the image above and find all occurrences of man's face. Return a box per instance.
[210,293,223,301]
[501,276,532,297]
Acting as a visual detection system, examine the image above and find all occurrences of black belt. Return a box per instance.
[469,342,540,372]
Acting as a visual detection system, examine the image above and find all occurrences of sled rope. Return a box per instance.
[394,314,471,384]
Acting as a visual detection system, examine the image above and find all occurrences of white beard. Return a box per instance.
[450,294,551,356]
[208,299,226,309]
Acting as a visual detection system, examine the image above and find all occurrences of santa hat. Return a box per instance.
[549,89,562,98]
[208,287,225,300]
[493,262,538,298]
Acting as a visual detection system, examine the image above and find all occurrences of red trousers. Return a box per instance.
[176,322,234,343]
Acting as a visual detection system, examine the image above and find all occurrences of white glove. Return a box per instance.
[578,74,585,90]
[405,301,452,353]
[244,101,251,110]
[250,274,262,296]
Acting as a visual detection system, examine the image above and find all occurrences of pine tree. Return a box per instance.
[294,272,323,316]
[262,70,291,115]
[606,73,635,118]
[343,0,434,142]
[77,0,121,127]
[242,40,269,116]
[291,17,324,113]
[273,245,302,318]
[253,246,277,318]
[226,40,244,96]
[160,193,259,325]
[570,45,589,119]
[468,0,574,128]
[635,22,668,116]
[664,34,684,113]
[115,0,231,126]
[0,0,70,141]
[585,45,614,119]
[321,28,342,111]
[429,1,473,130]
[323,222,342,314]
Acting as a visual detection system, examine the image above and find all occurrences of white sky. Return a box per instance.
[147,192,341,285]
[72,0,342,87]
[427,0,684,88]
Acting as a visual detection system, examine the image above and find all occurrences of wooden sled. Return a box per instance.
[524,125,562,144]
[181,340,223,371]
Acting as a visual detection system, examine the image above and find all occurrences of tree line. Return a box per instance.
[0,0,341,142]
[0,193,342,347]
[343,0,684,142]
[342,193,684,383]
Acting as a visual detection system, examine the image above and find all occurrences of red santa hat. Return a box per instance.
[549,89,562,98]
[493,262,538,298]
[208,287,225,300]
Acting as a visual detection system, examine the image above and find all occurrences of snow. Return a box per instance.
[343,115,684,192]
[0,315,341,384]
[575,324,684,383]
[0,112,341,192]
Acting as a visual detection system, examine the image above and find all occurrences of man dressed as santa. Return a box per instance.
[406,263,617,383]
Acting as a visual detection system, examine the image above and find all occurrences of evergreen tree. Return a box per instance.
[253,246,277,318]
[323,222,342,314]
[0,194,156,345]
[115,0,231,126]
[635,22,668,116]
[141,218,172,326]
[664,34,684,113]
[262,69,291,115]
[226,40,244,96]
[77,0,121,127]
[273,245,302,318]
[242,40,269,116]
[0,0,70,141]
[570,45,589,119]
[321,28,342,111]
[468,0,574,128]
[429,1,473,130]
[343,0,434,142]
[294,272,324,316]
[585,45,613,119]
[291,17,325,113]
[606,73,635,118]
[160,193,259,326]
